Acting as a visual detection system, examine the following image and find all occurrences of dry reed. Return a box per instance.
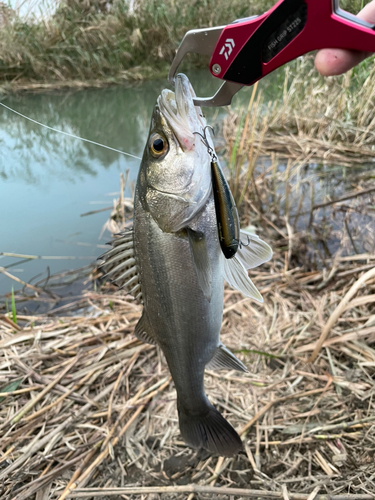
[223,57,375,170]
[0,0,372,94]
[0,0,275,92]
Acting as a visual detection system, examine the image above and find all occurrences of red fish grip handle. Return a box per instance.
[210,0,375,86]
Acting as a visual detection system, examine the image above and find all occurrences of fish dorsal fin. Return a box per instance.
[206,343,247,372]
[237,230,273,270]
[134,311,157,345]
[223,256,263,303]
[187,227,212,302]
[98,230,143,303]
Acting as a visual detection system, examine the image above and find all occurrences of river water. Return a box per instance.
[1,70,286,295]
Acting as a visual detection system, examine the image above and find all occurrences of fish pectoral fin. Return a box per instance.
[134,310,157,345]
[237,230,273,270]
[223,256,263,303]
[187,227,212,302]
[206,343,247,373]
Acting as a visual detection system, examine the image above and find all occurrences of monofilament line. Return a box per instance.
[0,102,142,160]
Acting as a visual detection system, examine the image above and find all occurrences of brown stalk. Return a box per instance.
[12,355,79,424]
[309,267,375,362]
[60,378,170,498]
[67,485,375,499]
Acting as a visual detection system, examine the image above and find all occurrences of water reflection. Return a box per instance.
[0,83,158,184]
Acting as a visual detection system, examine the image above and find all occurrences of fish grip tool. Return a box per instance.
[169,0,375,107]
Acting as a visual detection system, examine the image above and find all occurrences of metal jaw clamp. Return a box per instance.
[168,25,244,108]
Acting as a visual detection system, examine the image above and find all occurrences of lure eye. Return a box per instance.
[149,133,169,158]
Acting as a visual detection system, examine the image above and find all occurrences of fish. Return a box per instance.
[98,74,272,456]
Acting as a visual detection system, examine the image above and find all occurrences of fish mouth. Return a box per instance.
[158,74,206,151]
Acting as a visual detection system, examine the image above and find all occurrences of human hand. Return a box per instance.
[315,0,375,76]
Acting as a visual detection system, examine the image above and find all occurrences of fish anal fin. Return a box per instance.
[206,343,247,373]
[187,227,212,302]
[134,311,157,345]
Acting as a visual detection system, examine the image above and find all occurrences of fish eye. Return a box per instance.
[149,133,169,158]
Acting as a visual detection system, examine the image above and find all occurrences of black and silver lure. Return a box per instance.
[194,127,240,259]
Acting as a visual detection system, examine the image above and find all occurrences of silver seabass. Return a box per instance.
[99,74,272,456]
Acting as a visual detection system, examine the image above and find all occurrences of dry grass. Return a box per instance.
[1,179,375,499]
[223,57,375,175]
[1,2,375,497]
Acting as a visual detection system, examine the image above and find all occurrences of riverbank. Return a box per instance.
[1,198,374,498]
[1,4,375,493]
[221,55,375,174]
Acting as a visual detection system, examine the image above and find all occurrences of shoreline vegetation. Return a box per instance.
[0,0,372,93]
[0,0,275,93]
[222,56,375,171]
[1,0,375,169]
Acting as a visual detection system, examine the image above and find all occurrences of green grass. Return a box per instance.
[0,379,22,404]
[11,287,17,325]
[0,0,371,89]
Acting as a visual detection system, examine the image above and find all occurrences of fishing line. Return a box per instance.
[0,101,142,160]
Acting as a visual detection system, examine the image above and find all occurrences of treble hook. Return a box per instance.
[239,234,251,249]
[193,125,217,160]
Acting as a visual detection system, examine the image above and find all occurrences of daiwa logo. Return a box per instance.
[219,38,235,60]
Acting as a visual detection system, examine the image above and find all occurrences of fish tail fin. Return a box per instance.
[178,400,242,457]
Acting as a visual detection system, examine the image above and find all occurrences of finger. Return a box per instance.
[314,48,369,76]
[358,0,375,24]
[314,0,375,76]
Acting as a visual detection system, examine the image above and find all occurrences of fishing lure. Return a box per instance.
[211,159,240,259]
[195,127,240,259]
